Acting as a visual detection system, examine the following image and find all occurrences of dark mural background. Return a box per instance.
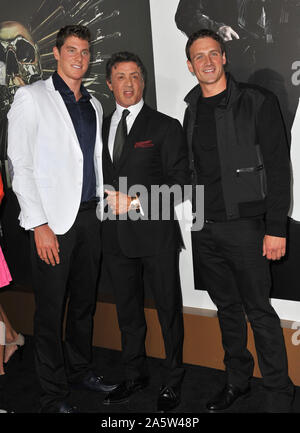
[0,0,156,295]
[175,0,300,302]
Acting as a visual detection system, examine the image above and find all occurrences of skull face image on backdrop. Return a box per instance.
[0,21,43,187]
[0,0,156,287]
[0,21,42,111]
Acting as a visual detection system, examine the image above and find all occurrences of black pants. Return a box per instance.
[30,206,101,409]
[192,218,293,396]
[103,250,185,388]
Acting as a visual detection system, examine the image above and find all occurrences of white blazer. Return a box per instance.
[7,77,104,234]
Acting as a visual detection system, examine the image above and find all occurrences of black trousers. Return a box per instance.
[103,250,185,388]
[192,218,294,396]
[30,205,101,409]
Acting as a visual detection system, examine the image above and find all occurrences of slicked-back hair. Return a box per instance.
[185,29,226,61]
[56,24,91,51]
[106,51,146,82]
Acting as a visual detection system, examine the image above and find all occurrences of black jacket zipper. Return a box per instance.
[236,164,264,176]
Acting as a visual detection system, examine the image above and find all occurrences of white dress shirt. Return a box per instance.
[108,98,144,160]
[107,98,144,215]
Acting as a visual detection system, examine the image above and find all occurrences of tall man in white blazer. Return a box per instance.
[7,25,116,413]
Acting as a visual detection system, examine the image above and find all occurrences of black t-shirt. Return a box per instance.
[192,89,227,221]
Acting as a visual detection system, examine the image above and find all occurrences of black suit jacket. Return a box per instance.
[102,103,189,258]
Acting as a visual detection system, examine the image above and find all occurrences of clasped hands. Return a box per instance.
[105,190,132,215]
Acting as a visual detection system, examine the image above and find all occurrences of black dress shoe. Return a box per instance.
[0,407,14,413]
[71,372,118,393]
[157,385,180,412]
[103,377,148,405]
[206,384,250,411]
[40,401,79,413]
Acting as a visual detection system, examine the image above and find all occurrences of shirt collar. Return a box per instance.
[52,71,91,101]
[115,98,144,118]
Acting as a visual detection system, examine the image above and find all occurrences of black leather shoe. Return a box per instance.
[40,401,79,413]
[206,384,250,411]
[157,385,180,412]
[0,407,14,413]
[71,372,118,393]
[103,377,148,405]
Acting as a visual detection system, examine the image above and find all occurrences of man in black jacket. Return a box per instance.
[184,29,294,412]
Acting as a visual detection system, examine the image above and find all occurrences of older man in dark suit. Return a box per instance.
[101,52,189,412]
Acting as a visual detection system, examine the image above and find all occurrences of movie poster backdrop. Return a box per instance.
[1,0,300,305]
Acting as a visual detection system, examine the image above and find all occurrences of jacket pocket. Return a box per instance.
[235,164,266,200]
[134,140,154,148]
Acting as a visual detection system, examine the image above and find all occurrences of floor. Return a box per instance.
[1,335,299,427]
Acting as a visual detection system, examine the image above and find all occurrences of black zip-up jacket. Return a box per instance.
[183,73,290,237]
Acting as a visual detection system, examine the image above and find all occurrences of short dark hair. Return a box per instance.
[185,29,226,61]
[106,51,146,82]
[56,24,91,51]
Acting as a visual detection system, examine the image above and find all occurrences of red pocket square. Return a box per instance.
[134,140,154,148]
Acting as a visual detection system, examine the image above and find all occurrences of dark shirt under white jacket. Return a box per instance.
[7,75,103,234]
[183,73,290,237]
[52,71,97,203]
